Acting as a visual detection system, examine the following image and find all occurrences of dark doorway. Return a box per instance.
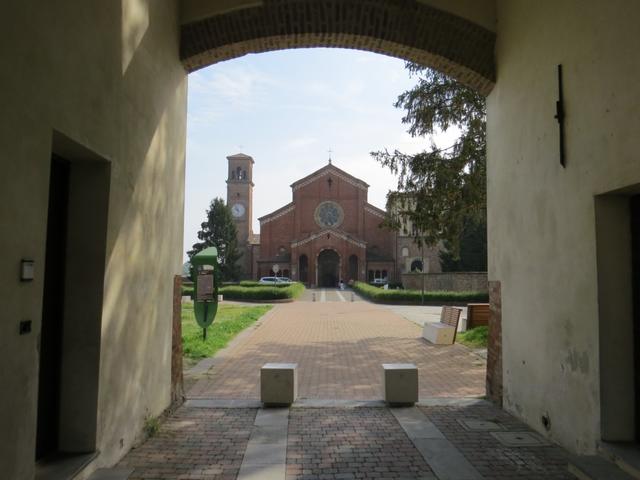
[35,136,111,468]
[36,156,70,460]
[631,195,640,438]
[299,255,308,283]
[318,250,339,287]
[348,255,358,282]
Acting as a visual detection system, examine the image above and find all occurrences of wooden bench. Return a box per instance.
[467,303,490,329]
[422,306,462,345]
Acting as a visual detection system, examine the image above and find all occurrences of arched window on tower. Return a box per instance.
[410,259,423,273]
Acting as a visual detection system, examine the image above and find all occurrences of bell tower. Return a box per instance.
[226,153,254,278]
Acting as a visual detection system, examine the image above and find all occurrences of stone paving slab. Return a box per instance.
[187,301,485,400]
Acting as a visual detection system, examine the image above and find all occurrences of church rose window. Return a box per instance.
[314,201,344,228]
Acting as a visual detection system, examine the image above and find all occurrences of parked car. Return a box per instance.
[259,276,292,284]
[372,278,388,285]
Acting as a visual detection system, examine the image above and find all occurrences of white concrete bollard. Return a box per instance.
[261,363,298,406]
[218,294,224,302]
[382,363,418,406]
[312,292,316,302]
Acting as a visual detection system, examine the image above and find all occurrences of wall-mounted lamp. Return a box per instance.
[20,259,34,281]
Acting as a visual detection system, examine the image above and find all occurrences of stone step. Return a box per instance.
[568,455,635,480]
[87,468,134,480]
[599,442,640,479]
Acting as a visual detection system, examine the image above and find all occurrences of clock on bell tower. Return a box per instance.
[226,153,254,279]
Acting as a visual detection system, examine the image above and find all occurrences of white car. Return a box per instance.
[372,278,388,285]
[259,277,292,284]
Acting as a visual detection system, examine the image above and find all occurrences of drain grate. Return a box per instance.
[457,419,505,431]
[490,431,549,447]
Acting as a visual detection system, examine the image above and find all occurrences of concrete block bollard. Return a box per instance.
[351,292,354,302]
[312,292,316,302]
[261,363,298,406]
[382,363,418,406]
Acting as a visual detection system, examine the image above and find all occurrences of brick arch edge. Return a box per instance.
[180,0,496,95]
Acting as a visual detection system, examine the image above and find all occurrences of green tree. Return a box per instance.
[439,216,487,272]
[372,65,487,259]
[188,198,242,281]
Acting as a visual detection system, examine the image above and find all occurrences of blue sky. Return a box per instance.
[184,48,454,259]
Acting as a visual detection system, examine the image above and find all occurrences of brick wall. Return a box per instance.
[486,280,502,405]
[171,275,184,406]
[180,0,496,94]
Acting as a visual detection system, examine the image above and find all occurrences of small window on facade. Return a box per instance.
[401,247,409,257]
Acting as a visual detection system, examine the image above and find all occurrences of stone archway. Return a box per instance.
[317,249,340,287]
[180,0,496,94]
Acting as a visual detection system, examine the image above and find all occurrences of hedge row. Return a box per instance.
[352,281,488,304]
[219,282,305,301]
[182,280,295,296]
[237,280,291,288]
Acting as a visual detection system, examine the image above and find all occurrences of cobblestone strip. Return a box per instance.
[391,407,483,480]
[237,408,289,480]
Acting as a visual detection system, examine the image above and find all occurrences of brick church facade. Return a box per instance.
[226,153,441,286]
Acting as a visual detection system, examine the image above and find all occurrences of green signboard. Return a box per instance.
[190,247,219,338]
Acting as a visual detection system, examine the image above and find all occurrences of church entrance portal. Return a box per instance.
[317,250,340,287]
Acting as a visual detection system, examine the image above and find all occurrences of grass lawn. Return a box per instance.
[457,326,488,349]
[181,302,272,366]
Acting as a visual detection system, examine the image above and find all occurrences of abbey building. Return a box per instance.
[226,153,441,286]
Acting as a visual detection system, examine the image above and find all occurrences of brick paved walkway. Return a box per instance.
[422,404,573,480]
[287,407,436,479]
[115,402,576,480]
[119,407,255,479]
[187,301,485,400]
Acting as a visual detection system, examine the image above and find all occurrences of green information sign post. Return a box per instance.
[190,247,219,339]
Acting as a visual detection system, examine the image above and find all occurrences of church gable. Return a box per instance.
[290,164,369,193]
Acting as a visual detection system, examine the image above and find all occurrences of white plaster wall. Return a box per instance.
[0,1,186,478]
[488,0,640,453]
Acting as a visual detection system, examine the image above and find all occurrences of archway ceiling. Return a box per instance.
[179,0,496,95]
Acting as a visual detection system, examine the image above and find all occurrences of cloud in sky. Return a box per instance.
[183,48,452,260]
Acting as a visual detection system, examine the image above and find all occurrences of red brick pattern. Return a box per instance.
[486,280,503,405]
[172,275,184,406]
[119,407,256,480]
[421,403,573,480]
[286,408,436,479]
[186,302,486,400]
